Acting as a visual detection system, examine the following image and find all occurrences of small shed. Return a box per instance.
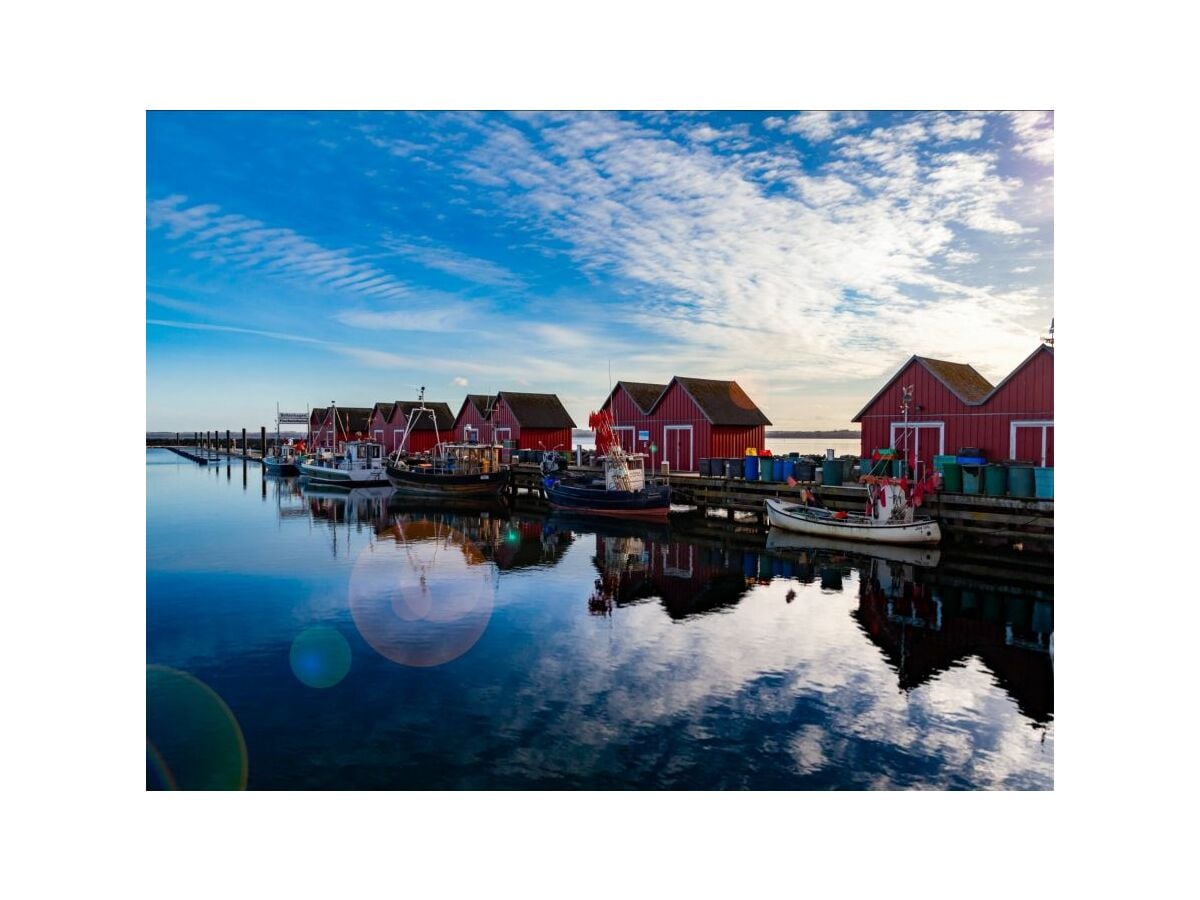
[851,345,1054,475]
[368,402,398,450]
[488,391,576,451]
[601,376,770,472]
[453,394,497,444]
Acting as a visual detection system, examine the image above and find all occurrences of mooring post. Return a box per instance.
[176,432,180,446]
[241,428,247,457]
[261,426,267,460]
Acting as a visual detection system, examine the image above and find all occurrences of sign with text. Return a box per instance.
[638,430,649,441]
[278,413,309,424]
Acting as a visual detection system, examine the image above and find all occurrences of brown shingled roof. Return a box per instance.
[916,357,994,404]
[669,377,772,426]
[497,392,577,428]
[371,401,397,423]
[332,407,374,434]
[391,401,456,431]
[619,381,668,414]
[851,355,997,422]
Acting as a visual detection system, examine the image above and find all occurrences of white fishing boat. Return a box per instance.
[298,439,390,487]
[765,480,941,546]
[765,529,941,567]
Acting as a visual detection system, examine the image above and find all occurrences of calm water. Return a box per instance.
[146,449,1053,790]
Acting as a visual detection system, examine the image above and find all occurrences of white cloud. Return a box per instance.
[779,111,867,141]
[1008,111,1054,165]
[382,238,525,288]
[449,111,1048,406]
[147,195,412,301]
[453,376,469,387]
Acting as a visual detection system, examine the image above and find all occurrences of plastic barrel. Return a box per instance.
[941,462,963,492]
[821,459,842,486]
[743,455,759,481]
[839,457,854,481]
[933,454,957,473]
[773,457,785,481]
[1035,467,1054,498]
[962,466,982,494]
[1007,465,1035,498]
[781,458,796,482]
[795,460,815,481]
[984,464,1007,496]
[760,457,774,482]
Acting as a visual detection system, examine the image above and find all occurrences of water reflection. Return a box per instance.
[147,450,1054,789]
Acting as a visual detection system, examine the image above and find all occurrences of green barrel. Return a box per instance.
[1007,465,1035,498]
[821,459,843,486]
[941,461,963,492]
[1035,467,1054,498]
[933,454,957,474]
[760,457,774,482]
[984,464,1008,496]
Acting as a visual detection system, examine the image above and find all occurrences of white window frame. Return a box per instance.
[373,429,384,444]
[493,427,512,444]
[888,421,945,480]
[464,426,479,444]
[1010,420,1053,467]
[663,425,695,472]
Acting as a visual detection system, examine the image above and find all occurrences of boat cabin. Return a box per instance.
[308,440,387,471]
[604,453,646,492]
[400,442,505,476]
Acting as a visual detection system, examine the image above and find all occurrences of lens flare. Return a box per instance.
[289,626,352,688]
[146,665,248,790]
[350,518,495,667]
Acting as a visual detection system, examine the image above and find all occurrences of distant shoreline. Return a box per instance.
[767,430,860,440]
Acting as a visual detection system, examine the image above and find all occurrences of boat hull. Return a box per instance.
[298,462,391,488]
[263,458,300,476]
[546,481,671,519]
[765,498,941,545]
[765,529,941,567]
[384,463,510,498]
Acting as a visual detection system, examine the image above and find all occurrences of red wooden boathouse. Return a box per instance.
[309,406,374,450]
[368,400,456,453]
[452,394,497,444]
[487,392,576,451]
[598,377,771,473]
[851,344,1054,477]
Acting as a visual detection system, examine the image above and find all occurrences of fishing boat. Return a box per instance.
[263,404,309,475]
[542,410,670,519]
[765,479,941,546]
[765,529,941,567]
[384,388,510,498]
[298,440,390,487]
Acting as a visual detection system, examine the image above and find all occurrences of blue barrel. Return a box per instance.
[773,457,785,481]
[962,465,983,494]
[1035,467,1054,498]
[821,459,842,486]
[743,553,757,578]
[1007,465,1035,498]
[795,460,815,481]
[743,455,759,481]
[781,458,796,482]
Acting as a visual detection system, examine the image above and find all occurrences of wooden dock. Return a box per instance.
[507,465,1053,554]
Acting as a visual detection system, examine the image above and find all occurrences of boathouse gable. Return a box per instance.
[453,394,497,443]
[389,400,456,454]
[600,376,770,472]
[598,382,668,455]
[489,391,576,451]
[852,347,1054,472]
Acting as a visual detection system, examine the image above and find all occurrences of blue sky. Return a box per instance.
[147,110,1053,431]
